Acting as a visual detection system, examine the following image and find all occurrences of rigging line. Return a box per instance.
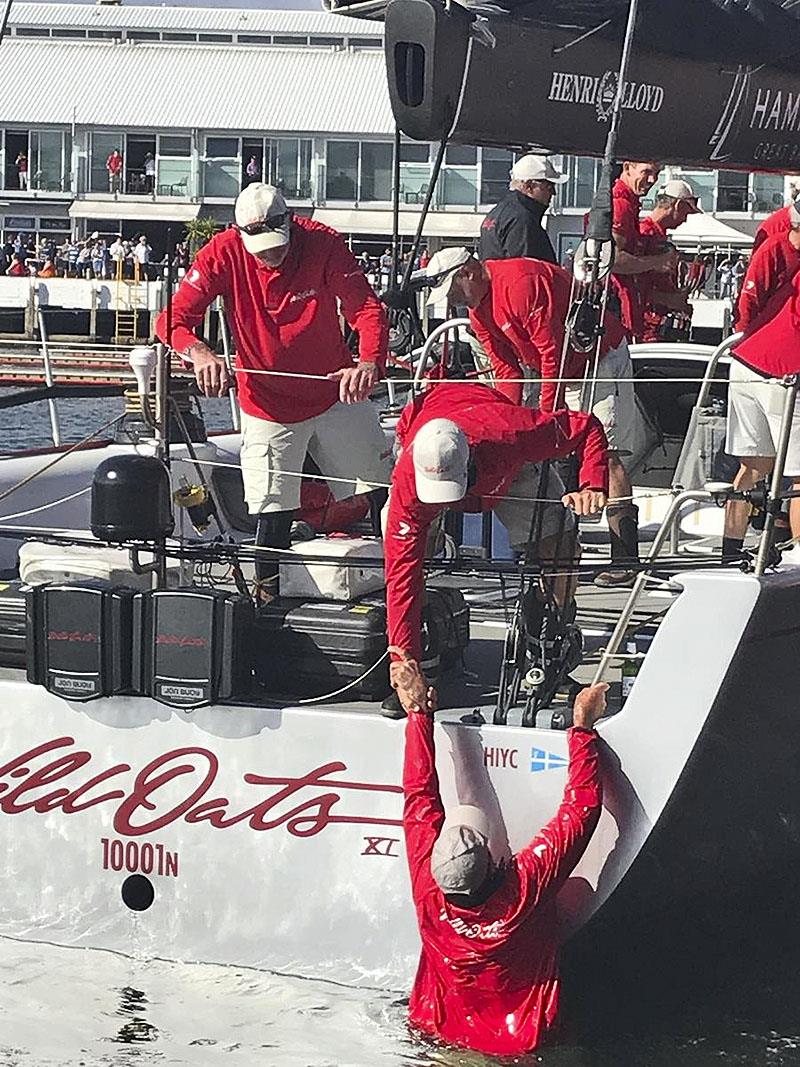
[552,17,612,54]
[224,365,739,385]
[0,412,123,508]
[0,485,91,524]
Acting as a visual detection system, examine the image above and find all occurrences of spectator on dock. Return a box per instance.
[76,243,93,280]
[106,149,123,194]
[15,153,28,190]
[144,153,156,195]
[400,677,605,1057]
[134,235,152,281]
[245,156,261,185]
[155,183,390,601]
[37,259,56,278]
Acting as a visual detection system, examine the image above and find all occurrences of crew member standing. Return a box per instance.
[639,179,700,342]
[607,161,675,341]
[398,672,605,1056]
[155,183,391,599]
[384,381,608,711]
[478,155,566,264]
[422,248,639,585]
[723,218,800,555]
[753,196,800,253]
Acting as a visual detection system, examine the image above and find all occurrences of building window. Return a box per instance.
[157,135,192,196]
[30,129,70,193]
[199,33,233,42]
[671,169,716,213]
[15,27,49,37]
[717,170,749,212]
[89,131,124,194]
[87,31,122,40]
[53,29,87,38]
[266,138,312,198]
[128,31,160,41]
[309,36,343,46]
[273,35,304,45]
[440,144,478,207]
[752,173,784,214]
[238,34,273,45]
[360,142,393,202]
[204,136,241,197]
[399,142,430,204]
[480,147,513,204]
[163,32,197,42]
[558,156,601,210]
[353,37,382,48]
[326,141,359,200]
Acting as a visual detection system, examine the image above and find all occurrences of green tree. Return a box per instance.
[184,217,219,254]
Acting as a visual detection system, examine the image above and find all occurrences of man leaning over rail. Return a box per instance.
[155,183,391,600]
[400,677,606,1056]
[421,248,635,588]
[385,381,608,718]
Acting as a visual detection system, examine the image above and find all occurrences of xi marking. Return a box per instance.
[362,836,400,857]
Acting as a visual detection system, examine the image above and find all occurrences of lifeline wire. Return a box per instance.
[0,485,91,524]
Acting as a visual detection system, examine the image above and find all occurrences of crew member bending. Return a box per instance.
[399,676,606,1056]
[155,183,390,599]
[422,248,637,586]
[384,381,608,714]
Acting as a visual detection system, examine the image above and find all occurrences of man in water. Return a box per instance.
[399,675,606,1055]
[155,183,390,599]
[384,379,608,716]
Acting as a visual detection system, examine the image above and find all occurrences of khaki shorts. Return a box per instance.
[240,401,392,515]
[494,462,575,550]
[564,340,636,457]
[726,360,800,476]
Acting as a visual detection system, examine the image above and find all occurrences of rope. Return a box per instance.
[224,366,746,386]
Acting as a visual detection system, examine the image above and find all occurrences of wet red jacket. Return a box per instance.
[154,217,388,424]
[469,259,627,413]
[753,204,793,253]
[735,231,800,334]
[385,383,608,661]
[403,711,602,1057]
[735,267,800,379]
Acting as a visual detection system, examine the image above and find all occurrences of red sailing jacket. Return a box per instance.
[469,259,627,413]
[638,214,682,342]
[385,383,608,661]
[155,217,388,424]
[753,204,793,253]
[735,231,800,334]
[403,712,602,1057]
[610,178,646,341]
[735,267,800,379]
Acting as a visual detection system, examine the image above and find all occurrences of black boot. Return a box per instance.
[255,510,294,603]
[595,503,639,588]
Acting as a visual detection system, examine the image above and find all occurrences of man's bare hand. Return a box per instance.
[328,362,380,404]
[390,657,437,715]
[562,489,607,516]
[572,683,609,729]
[189,343,230,398]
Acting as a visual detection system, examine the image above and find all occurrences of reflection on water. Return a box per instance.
[0,391,234,453]
[2,936,800,1067]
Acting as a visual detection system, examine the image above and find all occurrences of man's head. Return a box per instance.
[424,247,489,309]
[412,418,470,504]
[234,183,292,267]
[652,179,702,228]
[430,805,493,898]
[508,154,567,206]
[621,161,662,198]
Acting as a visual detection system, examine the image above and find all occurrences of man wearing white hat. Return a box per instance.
[478,154,567,264]
[155,183,391,599]
[400,675,606,1055]
[638,179,700,342]
[384,380,608,716]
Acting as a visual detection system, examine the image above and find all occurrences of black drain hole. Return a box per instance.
[121,874,155,912]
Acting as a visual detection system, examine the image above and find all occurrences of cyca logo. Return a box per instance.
[530,748,568,773]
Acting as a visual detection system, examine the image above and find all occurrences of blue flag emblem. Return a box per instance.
[530,747,568,773]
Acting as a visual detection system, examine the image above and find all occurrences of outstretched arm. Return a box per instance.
[516,684,606,900]
[403,708,445,900]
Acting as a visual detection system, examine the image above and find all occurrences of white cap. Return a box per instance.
[424,246,472,306]
[234,183,291,254]
[791,195,800,226]
[510,154,568,184]
[412,418,470,504]
[659,179,702,212]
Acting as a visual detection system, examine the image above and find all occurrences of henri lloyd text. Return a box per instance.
[548,69,664,121]
[0,737,403,839]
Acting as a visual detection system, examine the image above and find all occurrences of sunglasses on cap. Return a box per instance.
[236,211,291,237]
